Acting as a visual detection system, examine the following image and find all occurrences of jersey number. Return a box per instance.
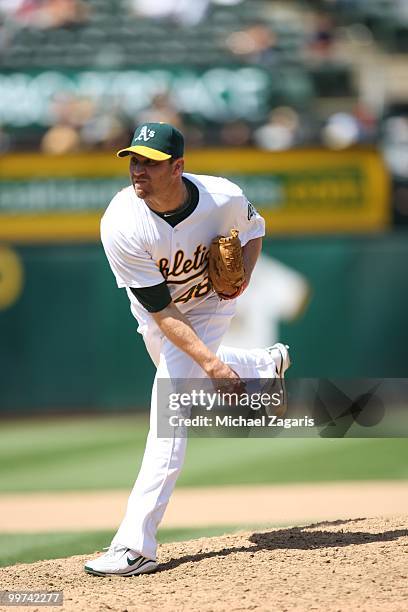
[173,277,212,304]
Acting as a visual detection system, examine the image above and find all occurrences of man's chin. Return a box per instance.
[134,185,149,198]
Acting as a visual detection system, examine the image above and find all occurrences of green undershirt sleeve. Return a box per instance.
[129,282,172,313]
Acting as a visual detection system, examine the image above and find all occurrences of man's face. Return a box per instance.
[129,154,183,199]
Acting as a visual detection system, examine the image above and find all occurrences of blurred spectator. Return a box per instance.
[183,123,205,149]
[254,107,301,151]
[382,115,408,179]
[321,112,360,149]
[306,11,336,62]
[41,92,94,154]
[80,112,130,152]
[128,0,210,26]
[0,0,26,16]
[137,93,183,129]
[40,90,132,153]
[225,23,280,65]
[48,93,95,130]
[41,0,89,28]
[41,124,81,154]
[353,103,377,143]
[320,104,377,151]
[0,0,40,25]
[220,120,252,147]
[5,0,89,29]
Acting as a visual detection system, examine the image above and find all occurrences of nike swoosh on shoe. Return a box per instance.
[127,554,143,566]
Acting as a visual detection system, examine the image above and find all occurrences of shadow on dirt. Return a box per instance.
[157,518,408,573]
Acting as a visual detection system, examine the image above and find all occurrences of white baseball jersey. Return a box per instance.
[101,172,265,333]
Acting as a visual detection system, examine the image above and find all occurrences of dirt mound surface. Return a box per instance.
[1,516,407,612]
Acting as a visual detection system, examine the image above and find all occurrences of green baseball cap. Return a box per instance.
[117,122,184,160]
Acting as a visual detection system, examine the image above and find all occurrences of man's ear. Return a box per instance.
[172,158,184,176]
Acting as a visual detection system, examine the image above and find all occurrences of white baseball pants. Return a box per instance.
[111,299,276,560]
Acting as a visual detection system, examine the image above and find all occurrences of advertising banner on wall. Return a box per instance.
[0,148,390,241]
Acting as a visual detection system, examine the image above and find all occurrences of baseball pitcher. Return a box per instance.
[85,123,291,576]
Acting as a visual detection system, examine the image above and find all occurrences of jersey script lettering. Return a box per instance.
[158,244,209,283]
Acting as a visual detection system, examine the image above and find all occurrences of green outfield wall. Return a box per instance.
[0,234,407,414]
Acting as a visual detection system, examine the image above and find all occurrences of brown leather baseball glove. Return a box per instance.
[208,229,246,300]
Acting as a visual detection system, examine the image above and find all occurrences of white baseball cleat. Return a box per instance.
[84,545,158,577]
[264,343,291,417]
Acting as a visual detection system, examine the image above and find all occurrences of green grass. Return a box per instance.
[0,415,407,493]
[0,526,260,568]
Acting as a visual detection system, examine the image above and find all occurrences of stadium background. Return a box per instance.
[0,0,407,600]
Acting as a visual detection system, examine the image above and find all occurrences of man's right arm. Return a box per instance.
[101,221,237,379]
[151,302,238,380]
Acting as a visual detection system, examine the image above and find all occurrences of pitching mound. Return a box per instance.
[1,516,407,611]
